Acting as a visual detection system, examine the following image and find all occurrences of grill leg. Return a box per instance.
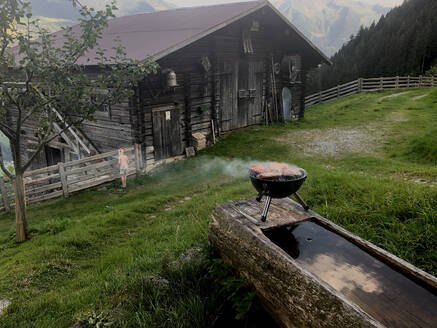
[294,192,309,211]
[261,196,272,222]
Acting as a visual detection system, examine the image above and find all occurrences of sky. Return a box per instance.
[167,0,404,7]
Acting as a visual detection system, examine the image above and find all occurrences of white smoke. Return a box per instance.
[180,157,300,178]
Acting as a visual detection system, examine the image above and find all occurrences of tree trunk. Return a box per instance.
[14,174,28,243]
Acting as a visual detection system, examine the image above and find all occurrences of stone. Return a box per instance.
[0,299,10,316]
[72,321,90,328]
[185,146,196,158]
[143,276,170,290]
[172,247,205,269]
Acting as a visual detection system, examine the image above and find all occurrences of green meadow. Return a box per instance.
[0,88,436,327]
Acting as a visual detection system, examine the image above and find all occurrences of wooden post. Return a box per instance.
[358,78,362,93]
[380,77,383,89]
[58,162,68,197]
[211,120,216,144]
[407,76,410,88]
[396,76,399,88]
[337,85,340,98]
[0,177,10,212]
[419,75,423,87]
[134,144,142,178]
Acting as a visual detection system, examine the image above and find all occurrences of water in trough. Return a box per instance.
[264,220,437,328]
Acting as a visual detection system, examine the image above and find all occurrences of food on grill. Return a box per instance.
[258,170,283,179]
[249,162,305,180]
[250,165,270,174]
[282,168,304,177]
[269,163,289,171]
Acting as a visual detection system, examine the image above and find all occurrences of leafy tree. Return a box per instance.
[425,64,437,77]
[306,0,437,93]
[0,0,158,242]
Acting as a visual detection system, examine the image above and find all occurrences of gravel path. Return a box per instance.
[379,91,410,100]
[277,126,383,157]
[412,94,428,101]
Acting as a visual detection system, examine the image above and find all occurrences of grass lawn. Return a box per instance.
[0,88,436,327]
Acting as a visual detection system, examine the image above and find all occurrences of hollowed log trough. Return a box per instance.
[209,197,437,328]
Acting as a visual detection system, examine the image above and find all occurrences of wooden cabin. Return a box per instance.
[22,0,329,170]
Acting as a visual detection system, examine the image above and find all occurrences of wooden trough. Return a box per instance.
[209,197,437,328]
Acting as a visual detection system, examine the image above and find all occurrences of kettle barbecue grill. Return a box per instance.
[249,164,309,222]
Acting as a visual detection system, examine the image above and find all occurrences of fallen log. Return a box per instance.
[209,197,437,328]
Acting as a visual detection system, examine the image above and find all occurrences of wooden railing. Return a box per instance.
[305,76,436,108]
[0,145,143,213]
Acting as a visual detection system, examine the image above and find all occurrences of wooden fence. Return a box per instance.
[0,145,143,213]
[305,76,436,108]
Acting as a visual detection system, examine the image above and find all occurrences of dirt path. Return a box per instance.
[379,91,410,100]
[412,94,428,101]
[276,125,384,158]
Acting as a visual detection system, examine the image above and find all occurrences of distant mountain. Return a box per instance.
[273,0,397,56]
[28,0,175,31]
[28,0,401,55]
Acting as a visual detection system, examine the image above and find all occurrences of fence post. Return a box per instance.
[395,76,399,88]
[358,78,362,93]
[0,176,10,212]
[58,162,68,197]
[380,77,383,89]
[134,144,142,178]
[337,85,340,98]
[419,75,422,87]
[407,76,410,88]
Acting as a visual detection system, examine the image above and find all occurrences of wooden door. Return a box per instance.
[220,61,238,132]
[152,106,183,160]
[221,59,263,131]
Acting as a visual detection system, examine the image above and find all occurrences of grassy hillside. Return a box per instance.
[0,88,436,327]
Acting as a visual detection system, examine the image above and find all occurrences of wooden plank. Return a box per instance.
[66,159,117,176]
[58,163,68,197]
[135,143,141,177]
[63,147,134,167]
[25,174,60,186]
[68,167,116,185]
[27,190,64,205]
[68,174,119,194]
[26,182,62,197]
[23,164,59,177]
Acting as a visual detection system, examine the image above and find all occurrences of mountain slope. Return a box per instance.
[29,0,175,31]
[274,0,396,56]
[311,0,437,91]
[29,0,401,54]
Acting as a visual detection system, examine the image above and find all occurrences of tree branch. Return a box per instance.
[0,147,13,180]
[22,116,86,172]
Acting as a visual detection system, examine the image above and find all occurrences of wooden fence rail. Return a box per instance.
[305,76,436,108]
[0,144,143,213]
